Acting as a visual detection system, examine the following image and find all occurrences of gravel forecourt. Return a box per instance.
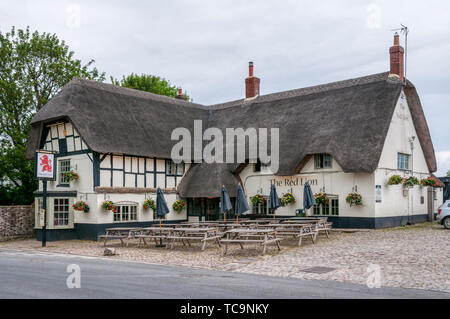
[0,222,448,293]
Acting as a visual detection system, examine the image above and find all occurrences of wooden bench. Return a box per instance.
[221,229,282,255]
[167,228,222,250]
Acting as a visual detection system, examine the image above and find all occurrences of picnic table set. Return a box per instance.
[98,183,331,255]
[98,217,331,255]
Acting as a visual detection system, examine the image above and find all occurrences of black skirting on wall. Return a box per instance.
[326,214,429,229]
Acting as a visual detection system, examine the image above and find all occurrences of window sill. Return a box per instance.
[56,184,70,188]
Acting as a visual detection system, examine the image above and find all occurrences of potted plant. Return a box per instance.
[172,199,186,212]
[403,176,419,188]
[73,201,89,213]
[143,198,156,211]
[388,175,403,185]
[250,194,266,205]
[280,192,295,206]
[314,193,329,206]
[101,200,115,211]
[65,171,79,182]
[346,192,363,207]
[420,177,440,188]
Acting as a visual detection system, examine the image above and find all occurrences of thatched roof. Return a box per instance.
[26,72,437,197]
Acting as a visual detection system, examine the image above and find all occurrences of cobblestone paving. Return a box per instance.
[0,223,448,292]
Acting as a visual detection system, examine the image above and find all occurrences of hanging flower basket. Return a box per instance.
[172,200,186,212]
[388,175,403,185]
[280,192,295,205]
[101,200,115,211]
[251,194,267,205]
[143,198,156,211]
[73,201,89,213]
[403,176,419,188]
[420,177,440,188]
[65,171,79,182]
[314,193,329,206]
[346,192,363,207]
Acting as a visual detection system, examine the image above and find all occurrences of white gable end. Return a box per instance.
[377,90,429,174]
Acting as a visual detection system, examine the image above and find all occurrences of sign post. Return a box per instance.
[35,151,57,247]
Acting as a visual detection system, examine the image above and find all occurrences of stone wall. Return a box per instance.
[0,205,34,240]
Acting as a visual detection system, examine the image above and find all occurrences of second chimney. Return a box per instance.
[175,88,188,101]
[389,33,405,81]
[245,62,260,99]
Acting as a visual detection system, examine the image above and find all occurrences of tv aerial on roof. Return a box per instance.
[391,24,409,83]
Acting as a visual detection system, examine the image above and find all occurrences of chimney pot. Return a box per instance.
[245,61,260,99]
[175,88,188,100]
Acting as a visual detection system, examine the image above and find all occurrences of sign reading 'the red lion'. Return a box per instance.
[35,152,56,179]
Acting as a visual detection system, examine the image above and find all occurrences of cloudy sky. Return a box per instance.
[1,0,449,175]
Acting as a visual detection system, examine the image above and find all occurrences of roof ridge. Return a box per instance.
[69,77,208,110]
[209,71,393,109]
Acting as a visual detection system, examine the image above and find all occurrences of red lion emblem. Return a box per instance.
[40,155,52,172]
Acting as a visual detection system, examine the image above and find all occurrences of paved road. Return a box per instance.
[0,249,448,299]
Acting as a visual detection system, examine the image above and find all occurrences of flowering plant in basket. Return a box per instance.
[314,193,329,206]
[251,194,266,205]
[346,193,363,207]
[172,200,186,212]
[403,176,419,188]
[73,201,89,212]
[420,177,440,188]
[65,171,79,182]
[143,198,156,211]
[388,175,403,185]
[101,200,115,211]
[280,192,295,205]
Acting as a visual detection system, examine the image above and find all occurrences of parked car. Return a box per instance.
[437,200,450,229]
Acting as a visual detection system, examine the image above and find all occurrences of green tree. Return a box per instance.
[446,170,450,177]
[111,73,190,101]
[0,26,105,204]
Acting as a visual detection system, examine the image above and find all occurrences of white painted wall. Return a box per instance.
[240,157,375,218]
[374,90,438,217]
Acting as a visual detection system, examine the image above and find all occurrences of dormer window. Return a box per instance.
[314,154,332,169]
[254,160,270,173]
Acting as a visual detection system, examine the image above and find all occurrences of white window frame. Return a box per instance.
[58,159,71,184]
[251,196,269,215]
[397,153,410,170]
[314,154,332,169]
[114,204,138,222]
[53,198,70,227]
[312,196,339,216]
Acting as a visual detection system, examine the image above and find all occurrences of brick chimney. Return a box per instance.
[245,62,260,99]
[175,88,188,100]
[389,33,404,81]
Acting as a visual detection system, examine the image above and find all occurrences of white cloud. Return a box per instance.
[0,0,449,153]
[436,151,450,176]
